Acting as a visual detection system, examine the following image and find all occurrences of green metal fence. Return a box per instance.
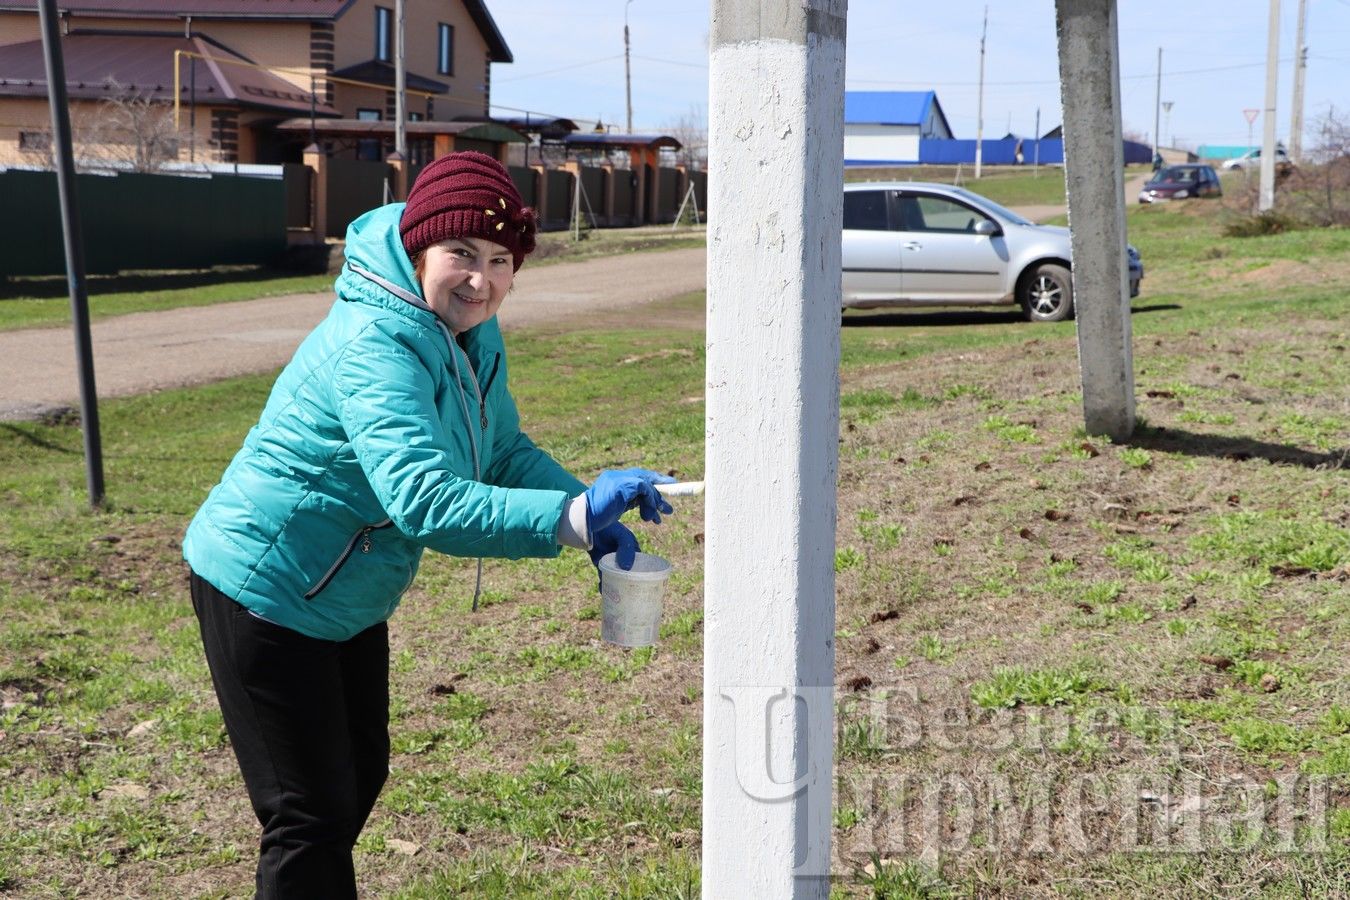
[0,169,286,277]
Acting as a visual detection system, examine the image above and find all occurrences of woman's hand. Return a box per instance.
[584,468,675,535]
[589,521,640,571]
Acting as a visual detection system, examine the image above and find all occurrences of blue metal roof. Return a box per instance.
[844,91,935,126]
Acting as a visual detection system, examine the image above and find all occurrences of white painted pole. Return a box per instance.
[1259,0,1281,212]
[1055,0,1135,441]
[1289,0,1308,162]
[704,1,845,897]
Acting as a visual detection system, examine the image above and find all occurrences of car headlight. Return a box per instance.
[1175,189,1189,198]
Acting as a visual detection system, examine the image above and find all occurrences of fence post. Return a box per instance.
[303,143,328,242]
[529,164,548,227]
[387,151,408,201]
[599,164,616,226]
[630,150,648,225]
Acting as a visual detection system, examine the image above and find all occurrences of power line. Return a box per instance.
[495,54,624,83]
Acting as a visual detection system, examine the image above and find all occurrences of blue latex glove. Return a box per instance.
[589,521,640,572]
[584,468,675,536]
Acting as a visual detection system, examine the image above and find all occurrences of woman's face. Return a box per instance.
[418,236,515,335]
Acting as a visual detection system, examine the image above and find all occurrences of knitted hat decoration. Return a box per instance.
[398,150,537,271]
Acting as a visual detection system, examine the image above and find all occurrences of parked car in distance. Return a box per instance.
[1139,164,1223,203]
[842,182,1143,323]
[1221,147,1292,172]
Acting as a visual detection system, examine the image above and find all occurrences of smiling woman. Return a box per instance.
[180,150,674,898]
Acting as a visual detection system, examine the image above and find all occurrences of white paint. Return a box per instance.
[654,481,704,497]
[703,4,844,897]
[1055,0,1135,440]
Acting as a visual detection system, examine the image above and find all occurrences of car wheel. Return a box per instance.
[1020,263,1073,322]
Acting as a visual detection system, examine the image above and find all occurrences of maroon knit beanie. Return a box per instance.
[399,150,537,271]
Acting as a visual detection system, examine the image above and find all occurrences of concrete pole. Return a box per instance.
[394,0,407,159]
[704,1,845,897]
[1151,47,1162,163]
[1289,0,1307,162]
[1259,0,1280,212]
[624,0,635,134]
[975,5,987,178]
[1055,0,1134,441]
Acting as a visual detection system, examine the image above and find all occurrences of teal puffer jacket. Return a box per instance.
[184,203,585,640]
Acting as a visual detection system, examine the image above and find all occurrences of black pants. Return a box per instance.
[190,571,390,899]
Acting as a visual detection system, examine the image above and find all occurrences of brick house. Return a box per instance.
[0,0,517,168]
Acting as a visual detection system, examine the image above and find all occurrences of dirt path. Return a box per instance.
[0,247,707,421]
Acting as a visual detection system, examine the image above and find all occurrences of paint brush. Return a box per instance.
[655,481,705,497]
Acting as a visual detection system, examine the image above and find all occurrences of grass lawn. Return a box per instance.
[0,201,1347,896]
[0,225,706,333]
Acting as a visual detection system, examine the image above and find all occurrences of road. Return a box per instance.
[1,190,1111,422]
[0,247,708,421]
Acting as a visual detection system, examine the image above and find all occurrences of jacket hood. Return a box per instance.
[341,203,422,301]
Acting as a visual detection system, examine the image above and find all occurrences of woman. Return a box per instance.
[183,151,672,898]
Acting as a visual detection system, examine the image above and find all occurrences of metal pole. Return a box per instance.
[1152,47,1162,164]
[1289,0,1308,162]
[1161,100,1173,152]
[310,74,317,147]
[1259,0,1280,211]
[37,0,104,508]
[624,0,635,133]
[394,0,407,158]
[975,4,987,178]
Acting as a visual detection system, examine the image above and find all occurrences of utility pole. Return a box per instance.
[1259,0,1280,211]
[624,0,635,134]
[975,5,987,178]
[705,0,844,894]
[394,0,407,158]
[38,0,104,508]
[1151,47,1162,164]
[1033,106,1041,172]
[1289,0,1308,161]
[1056,0,1135,441]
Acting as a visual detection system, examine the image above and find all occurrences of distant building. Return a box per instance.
[844,90,953,165]
[0,0,515,167]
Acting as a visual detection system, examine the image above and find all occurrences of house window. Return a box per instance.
[375,6,393,62]
[438,23,454,75]
[357,108,382,160]
[19,130,52,152]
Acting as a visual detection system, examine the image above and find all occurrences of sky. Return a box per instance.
[487,0,1350,151]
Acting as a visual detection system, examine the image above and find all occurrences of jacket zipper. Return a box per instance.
[478,352,501,430]
[304,519,395,600]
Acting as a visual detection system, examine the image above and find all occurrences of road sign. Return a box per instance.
[1243,108,1260,124]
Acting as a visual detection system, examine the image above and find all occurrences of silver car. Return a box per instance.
[842,182,1143,322]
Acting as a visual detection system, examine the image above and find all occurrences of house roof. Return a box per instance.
[562,133,681,151]
[0,32,339,116]
[485,115,578,138]
[273,117,528,144]
[0,1,514,62]
[844,90,950,132]
[332,59,448,95]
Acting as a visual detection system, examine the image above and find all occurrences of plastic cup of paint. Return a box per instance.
[598,551,672,648]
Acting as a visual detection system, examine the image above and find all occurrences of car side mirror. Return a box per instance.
[974,219,1001,237]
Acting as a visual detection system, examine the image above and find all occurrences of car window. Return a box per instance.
[842,191,890,231]
[905,194,985,234]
